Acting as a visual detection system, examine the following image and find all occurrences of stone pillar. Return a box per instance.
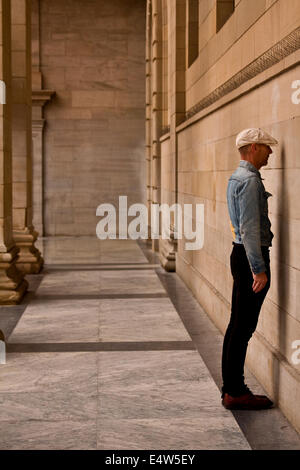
[159,0,186,271]
[146,0,153,243]
[150,0,163,253]
[32,114,44,236]
[161,0,169,131]
[11,0,43,273]
[32,90,54,236]
[31,0,54,236]
[0,0,28,304]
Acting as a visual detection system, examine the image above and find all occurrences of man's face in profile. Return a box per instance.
[254,144,273,169]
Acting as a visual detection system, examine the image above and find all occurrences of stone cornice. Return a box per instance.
[185,26,300,121]
[32,89,56,107]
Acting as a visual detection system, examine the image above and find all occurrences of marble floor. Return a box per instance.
[0,237,299,450]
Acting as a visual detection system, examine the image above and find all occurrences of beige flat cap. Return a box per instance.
[236,128,278,149]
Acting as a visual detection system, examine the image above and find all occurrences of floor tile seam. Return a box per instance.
[0,390,98,399]
[31,294,170,300]
[95,414,253,428]
[43,267,160,272]
[0,417,98,426]
[45,269,160,273]
[41,261,160,268]
[6,341,196,353]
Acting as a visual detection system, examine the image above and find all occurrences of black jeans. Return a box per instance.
[221,243,271,397]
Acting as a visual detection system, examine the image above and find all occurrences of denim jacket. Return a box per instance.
[227,160,274,274]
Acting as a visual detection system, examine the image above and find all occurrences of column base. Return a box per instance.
[0,245,29,305]
[13,228,44,274]
[159,237,177,272]
[152,238,159,252]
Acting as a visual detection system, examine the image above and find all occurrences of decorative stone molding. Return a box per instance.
[13,228,43,274]
[32,89,56,108]
[185,26,300,120]
[0,246,29,305]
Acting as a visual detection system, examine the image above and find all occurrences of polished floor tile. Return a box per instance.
[0,352,97,447]
[97,417,250,450]
[99,270,166,294]
[8,299,100,343]
[97,351,250,449]
[99,298,191,342]
[36,270,101,296]
[0,352,98,393]
[0,420,97,450]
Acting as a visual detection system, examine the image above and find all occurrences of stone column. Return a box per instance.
[161,0,169,131]
[159,0,186,271]
[31,0,54,236]
[150,0,163,253]
[11,0,43,273]
[32,90,54,236]
[0,0,28,304]
[146,0,153,243]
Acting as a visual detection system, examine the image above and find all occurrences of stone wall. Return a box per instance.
[40,0,146,235]
[151,0,300,432]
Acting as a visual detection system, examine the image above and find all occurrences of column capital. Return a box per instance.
[32,89,56,108]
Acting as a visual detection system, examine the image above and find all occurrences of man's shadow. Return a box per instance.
[272,143,289,405]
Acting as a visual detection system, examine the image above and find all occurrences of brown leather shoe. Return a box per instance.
[222,392,273,410]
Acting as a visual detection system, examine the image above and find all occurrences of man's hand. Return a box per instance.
[252,272,268,293]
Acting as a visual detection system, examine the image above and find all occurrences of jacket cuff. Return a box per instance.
[250,260,266,275]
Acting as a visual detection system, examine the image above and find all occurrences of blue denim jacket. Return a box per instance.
[227,160,274,274]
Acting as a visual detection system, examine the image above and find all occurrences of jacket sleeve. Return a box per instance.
[237,177,266,274]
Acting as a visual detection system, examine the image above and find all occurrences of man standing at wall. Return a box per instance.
[221,128,278,410]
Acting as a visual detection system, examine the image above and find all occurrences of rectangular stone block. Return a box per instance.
[72,91,115,108]
[11,24,26,51]
[11,0,26,25]
[12,51,26,76]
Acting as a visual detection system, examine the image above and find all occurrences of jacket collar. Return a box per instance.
[239,160,262,179]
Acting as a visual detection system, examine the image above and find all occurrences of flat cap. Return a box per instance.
[236,128,278,149]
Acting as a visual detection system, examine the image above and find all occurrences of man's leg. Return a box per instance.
[222,245,270,397]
